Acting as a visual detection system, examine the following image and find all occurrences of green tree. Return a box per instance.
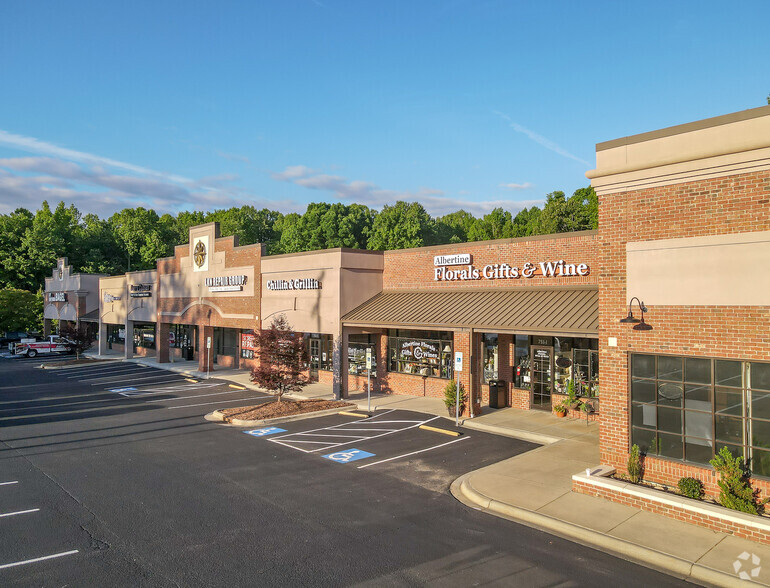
[0,288,43,333]
[18,202,79,291]
[0,208,34,289]
[367,201,435,250]
[206,206,282,247]
[109,207,163,270]
[467,208,517,241]
[435,210,476,244]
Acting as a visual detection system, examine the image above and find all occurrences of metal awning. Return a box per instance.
[342,286,598,336]
[79,309,100,322]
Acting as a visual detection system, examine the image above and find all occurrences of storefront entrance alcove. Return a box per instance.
[531,345,553,410]
[213,327,239,367]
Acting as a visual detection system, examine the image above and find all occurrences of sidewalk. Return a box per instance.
[92,353,770,585]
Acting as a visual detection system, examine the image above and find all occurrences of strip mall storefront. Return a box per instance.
[585,104,770,501]
[44,257,104,337]
[156,222,263,373]
[260,248,383,398]
[98,270,158,358]
[341,232,599,415]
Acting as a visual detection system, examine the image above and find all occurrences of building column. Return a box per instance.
[157,322,170,363]
[43,319,52,337]
[376,331,388,394]
[453,330,474,417]
[198,325,214,373]
[334,330,346,400]
[124,319,134,359]
[98,321,108,356]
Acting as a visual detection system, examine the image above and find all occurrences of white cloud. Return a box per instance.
[270,165,540,216]
[492,111,590,166]
[500,182,534,190]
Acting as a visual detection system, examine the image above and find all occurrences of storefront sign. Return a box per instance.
[434,253,471,266]
[48,292,67,302]
[399,340,439,360]
[266,278,320,291]
[434,259,590,282]
[241,331,257,359]
[103,293,122,303]
[205,275,247,292]
[130,284,152,298]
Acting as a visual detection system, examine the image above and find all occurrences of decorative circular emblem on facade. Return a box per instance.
[194,241,206,268]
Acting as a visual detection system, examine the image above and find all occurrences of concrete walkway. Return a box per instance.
[88,353,770,585]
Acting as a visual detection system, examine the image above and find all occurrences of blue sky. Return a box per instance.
[1,0,768,218]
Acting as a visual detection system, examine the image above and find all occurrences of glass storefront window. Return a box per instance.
[482,334,498,383]
[630,353,770,479]
[133,323,156,349]
[170,324,197,350]
[514,335,530,389]
[554,337,573,395]
[388,330,453,379]
[305,334,333,372]
[348,334,376,377]
[107,324,125,344]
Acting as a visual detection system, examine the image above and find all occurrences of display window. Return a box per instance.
[348,334,376,377]
[107,324,125,344]
[482,333,498,383]
[514,335,530,389]
[388,329,453,379]
[133,323,156,349]
[241,330,257,359]
[305,334,333,372]
[631,353,770,478]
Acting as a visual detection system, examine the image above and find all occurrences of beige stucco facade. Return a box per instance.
[587,104,770,195]
[43,257,105,333]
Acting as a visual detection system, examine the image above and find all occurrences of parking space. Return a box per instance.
[239,409,535,491]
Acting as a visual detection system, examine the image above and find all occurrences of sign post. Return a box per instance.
[206,336,212,380]
[365,347,373,414]
[454,352,463,427]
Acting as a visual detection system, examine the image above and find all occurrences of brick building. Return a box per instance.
[586,104,770,498]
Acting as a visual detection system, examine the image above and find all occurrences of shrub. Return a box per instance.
[709,447,767,514]
[677,477,704,500]
[627,444,643,484]
[443,380,467,411]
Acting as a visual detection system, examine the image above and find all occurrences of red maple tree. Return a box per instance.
[250,315,308,402]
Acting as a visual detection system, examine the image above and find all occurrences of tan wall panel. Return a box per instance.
[626,230,770,306]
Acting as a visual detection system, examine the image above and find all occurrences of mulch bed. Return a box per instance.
[220,399,354,422]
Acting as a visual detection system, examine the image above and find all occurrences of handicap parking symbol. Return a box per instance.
[244,427,286,437]
[323,449,375,463]
[109,387,137,393]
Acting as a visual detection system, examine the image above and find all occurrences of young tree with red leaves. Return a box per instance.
[250,315,308,402]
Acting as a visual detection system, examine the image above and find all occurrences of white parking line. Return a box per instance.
[166,396,266,410]
[66,366,145,378]
[79,372,179,383]
[0,550,79,570]
[0,508,40,518]
[357,436,470,469]
[0,481,18,486]
[92,376,183,388]
[269,413,440,454]
[117,382,222,396]
[146,389,257,403]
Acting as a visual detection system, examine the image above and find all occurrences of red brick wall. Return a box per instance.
[573,478,770,545]
[382,232,598,290]
[599,169,770,497]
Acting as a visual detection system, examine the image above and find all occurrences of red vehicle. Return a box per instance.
[14,335,74,358]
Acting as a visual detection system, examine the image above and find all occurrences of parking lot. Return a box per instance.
[0,356,688,587]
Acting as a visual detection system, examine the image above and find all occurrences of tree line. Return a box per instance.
[0,186,596,331]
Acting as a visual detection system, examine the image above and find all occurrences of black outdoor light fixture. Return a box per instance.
[620,297,653,331]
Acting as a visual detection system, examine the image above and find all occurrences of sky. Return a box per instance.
[1,1,768,219]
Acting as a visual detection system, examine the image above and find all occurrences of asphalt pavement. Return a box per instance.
[0,356,691,586]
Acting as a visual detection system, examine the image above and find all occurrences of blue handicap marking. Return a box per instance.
[323,449,375,463]
[109,387,137,393]
[244,427,287,437]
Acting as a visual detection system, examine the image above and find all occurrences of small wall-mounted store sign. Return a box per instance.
[266,278,320,291]
[48,292,67,302]
[130,284,153,298]
[205,275,247,292]
[434,259,590,282]
[434,253,471,266]
[103,293,122,303]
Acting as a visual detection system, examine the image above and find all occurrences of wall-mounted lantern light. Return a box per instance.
[620,297,652,331]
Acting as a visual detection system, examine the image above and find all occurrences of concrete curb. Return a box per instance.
[455,419,563,445]
[40,358,123,370]
[450,473,761,588]
[205,405,356,427]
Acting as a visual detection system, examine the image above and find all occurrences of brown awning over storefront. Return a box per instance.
[342,286,598,336]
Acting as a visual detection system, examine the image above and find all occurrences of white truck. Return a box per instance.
[14,335,74,358]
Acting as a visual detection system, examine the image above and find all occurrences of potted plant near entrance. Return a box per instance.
[443,380,467,417]
[553,401,568,418]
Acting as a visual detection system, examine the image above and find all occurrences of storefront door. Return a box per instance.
[531,346,553,410]
[309,338,320,381]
